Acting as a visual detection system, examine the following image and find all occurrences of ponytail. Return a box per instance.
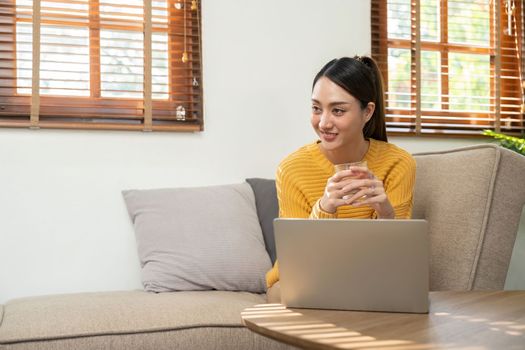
[355,56,387,142]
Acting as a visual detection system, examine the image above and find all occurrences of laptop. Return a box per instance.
[273,218,429,313]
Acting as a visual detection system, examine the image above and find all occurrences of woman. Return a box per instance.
[266,56,416,302]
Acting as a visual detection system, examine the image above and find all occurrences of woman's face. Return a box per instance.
[311,77,374,152]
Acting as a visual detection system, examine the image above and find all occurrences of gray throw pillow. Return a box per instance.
[123,183,271,293]
[245,178,279,264]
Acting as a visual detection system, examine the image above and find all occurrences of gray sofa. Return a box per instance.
[1,144,524,350]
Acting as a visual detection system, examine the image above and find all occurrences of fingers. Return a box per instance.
[349,192,388,207]
[324,168,381,212]
[330,170,394,218]
[341,178,379,193]
[342,179,384,205]
[323,183,354,212]
[332,166,370,182]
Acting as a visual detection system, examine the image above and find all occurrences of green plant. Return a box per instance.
[483,130,525,156]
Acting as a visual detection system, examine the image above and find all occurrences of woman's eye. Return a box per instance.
[312,106,321,113]
[333,108,345,116]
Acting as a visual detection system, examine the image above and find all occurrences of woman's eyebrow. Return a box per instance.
[311,99,352,106]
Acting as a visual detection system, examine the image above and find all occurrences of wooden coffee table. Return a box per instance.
[241,291,525,349]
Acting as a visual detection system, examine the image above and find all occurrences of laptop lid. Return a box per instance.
[274,218,429,313]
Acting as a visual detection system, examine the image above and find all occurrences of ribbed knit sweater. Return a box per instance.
[266,138,416,288]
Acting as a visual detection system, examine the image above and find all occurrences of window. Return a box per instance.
[0,0,202,131]
[372,0,524,136]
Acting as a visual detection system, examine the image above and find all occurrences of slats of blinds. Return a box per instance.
[371,0,524,136]
[0,1,17,117]
[0,0,202,132]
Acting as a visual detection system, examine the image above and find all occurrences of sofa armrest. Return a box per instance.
[475,146,525,289]
[413,144,525,290]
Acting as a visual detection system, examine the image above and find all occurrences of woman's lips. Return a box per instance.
[320,131,338,142]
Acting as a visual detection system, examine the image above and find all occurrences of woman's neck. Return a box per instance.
[320,139,370,165]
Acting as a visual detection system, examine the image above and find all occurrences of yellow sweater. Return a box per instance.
[266,138,416,287]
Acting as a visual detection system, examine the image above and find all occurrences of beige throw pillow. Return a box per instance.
[123,183,271,293]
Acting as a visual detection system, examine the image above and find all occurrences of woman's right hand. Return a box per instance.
[319,166,370,213]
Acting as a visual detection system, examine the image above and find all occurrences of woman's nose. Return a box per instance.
[319,112,332,129]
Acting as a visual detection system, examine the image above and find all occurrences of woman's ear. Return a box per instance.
[364,102,375,123]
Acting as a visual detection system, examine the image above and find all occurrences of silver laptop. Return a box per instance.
[274,218,429,313]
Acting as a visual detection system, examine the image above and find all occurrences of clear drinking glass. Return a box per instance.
[334,160,368,200]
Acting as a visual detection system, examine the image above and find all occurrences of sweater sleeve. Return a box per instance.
[275,163,310,219]
[384,153,416,219]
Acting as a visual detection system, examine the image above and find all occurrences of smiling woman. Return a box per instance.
[0,0,203,132]
[265,56,416,299]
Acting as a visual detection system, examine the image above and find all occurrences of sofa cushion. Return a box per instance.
[123,183,272,293]
[0,291,293,350]
[246,178,279,264]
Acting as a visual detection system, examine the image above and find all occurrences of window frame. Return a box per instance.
[0,0,203,132]
[371,0,524,137]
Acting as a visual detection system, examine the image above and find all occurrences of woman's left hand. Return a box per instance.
[341,168,395,219]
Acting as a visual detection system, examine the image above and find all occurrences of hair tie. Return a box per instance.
[354,55,370,68]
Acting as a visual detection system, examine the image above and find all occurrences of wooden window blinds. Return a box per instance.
[0,0,203,132]
[371,0,524,136]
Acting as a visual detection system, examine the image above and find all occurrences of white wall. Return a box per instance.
[0,0,523,304]
[0,0,371,303]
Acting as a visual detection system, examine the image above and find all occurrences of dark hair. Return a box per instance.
[313,56,387,142]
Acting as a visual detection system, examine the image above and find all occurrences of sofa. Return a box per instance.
[1,144,524,350]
